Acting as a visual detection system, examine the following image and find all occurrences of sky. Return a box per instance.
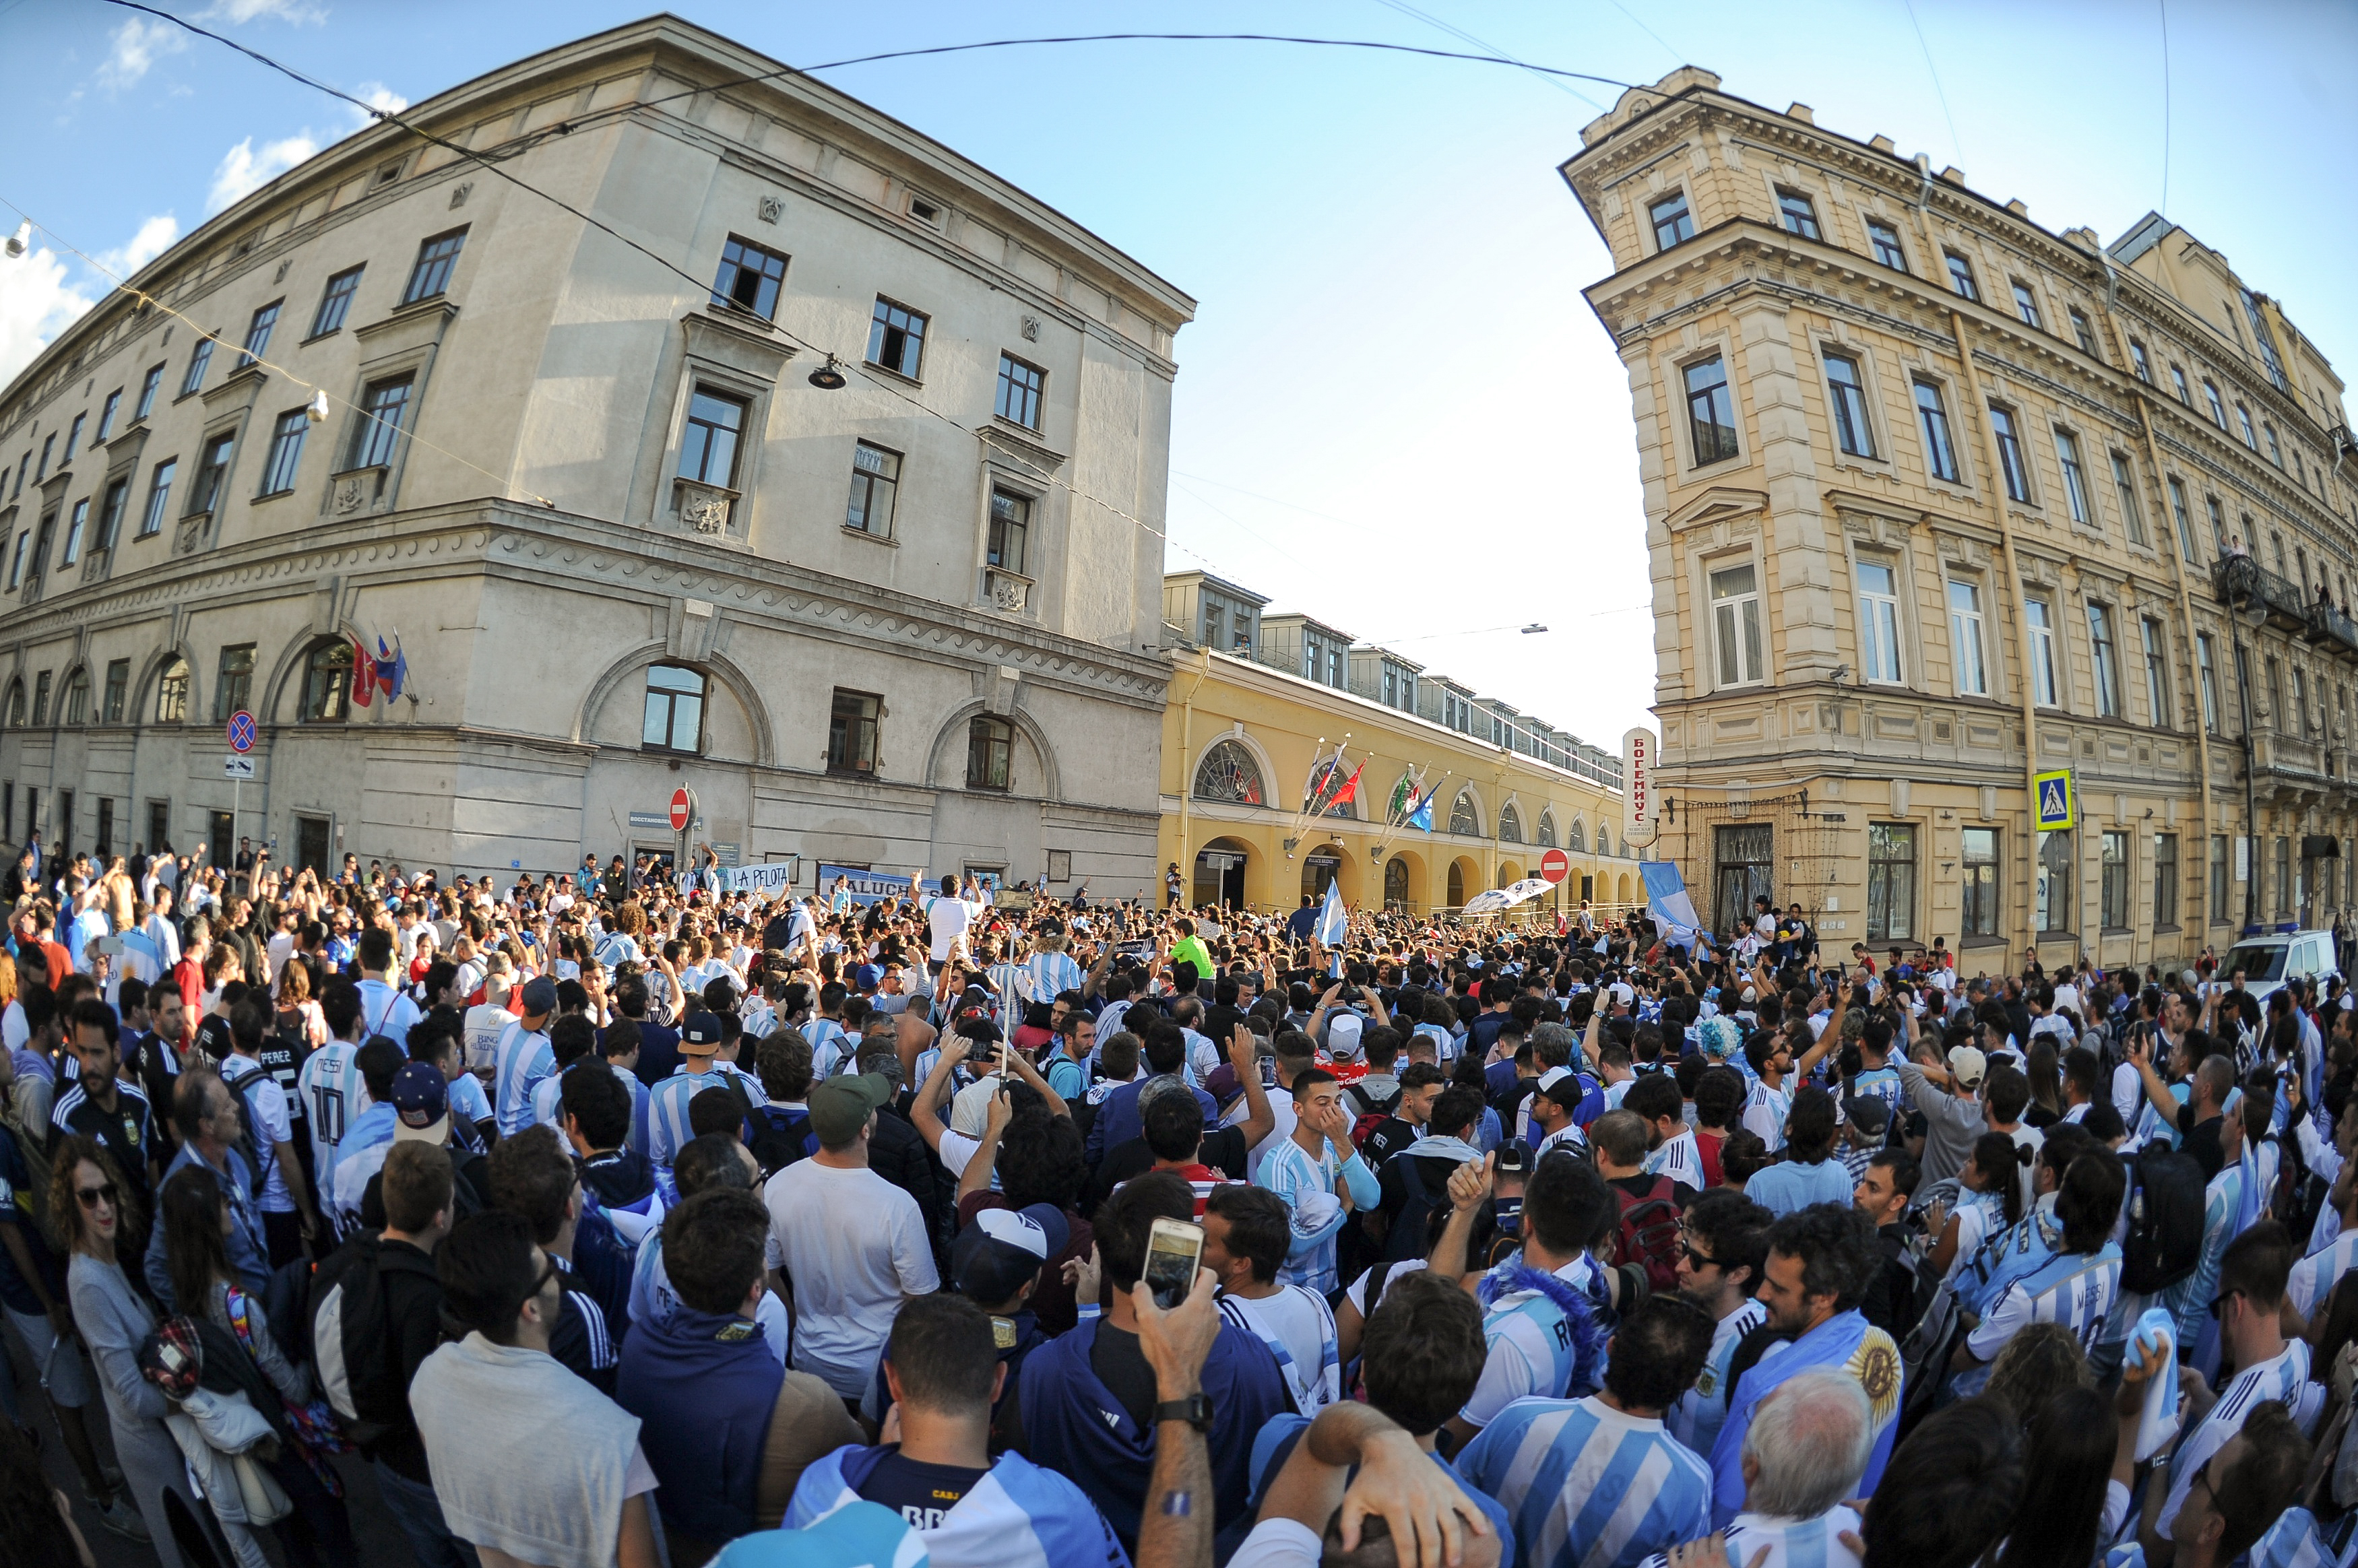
[3,0,2355,752]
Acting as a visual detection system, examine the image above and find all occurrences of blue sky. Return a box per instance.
[3,1,2353,750]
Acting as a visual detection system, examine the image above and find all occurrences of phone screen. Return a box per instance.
[1142,1218,1204,1310]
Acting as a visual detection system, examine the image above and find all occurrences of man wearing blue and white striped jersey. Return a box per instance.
[1642,1372,1874,1568]
[1254,1068,1379,1297]
[1455,1294,1717,1568]
[491,977,560,1138]
[1951,1153,2124,1398]
[353,927,422,1045]
[2176,1111,2250,1367]
[1016,928,1083,1012]
[1205,1185,1339,1416]
[646,1011,757,1174]
[1665,1190,1772,1460]
[2287,1161,2358,1326]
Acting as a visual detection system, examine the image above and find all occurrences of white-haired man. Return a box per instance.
[1644,1369,1874,1568]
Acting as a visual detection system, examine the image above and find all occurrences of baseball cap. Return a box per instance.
[391,1061,451,1144]
[852,964,881,991]
[680,1011,724,1055]
[1535,1066,1586,1107]
[1327,1012,1364,1060]
[1843,1095,1891,1137]
[519,976,559,1018]
[809,1071,895,1146]
[951,1202,1071,1305]
[1946,1045,1989,1091]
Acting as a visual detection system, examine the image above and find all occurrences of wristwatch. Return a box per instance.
[1153,1392,1213,1433]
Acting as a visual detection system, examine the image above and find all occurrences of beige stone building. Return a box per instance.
[0,17,1190,890]
[1564,69,2358,972]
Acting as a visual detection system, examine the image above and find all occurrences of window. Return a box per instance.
[135,364,163,421]
[350,375,414,469]
[92,481,125,555]
[213,644,254,722]
[1867,824,1917,940]
[1944,251,1979,301]
[1990,406,2030,501]
[2101,831,2131,929]
[2069,309,2097,355]
[1866,220,1907,271]
[2210,835,2229,923]
[865,298,927,379]
[827,689,880,774]
[988,488,1031,578]
[300,641,352,724]
[2087,603,2121,717]
[1684,356,1739,465]
[1856,560,1903,684]
[1301,629,1344,687]
[311,266,364,336]
[2111,453,2146,545]
[1498,804,1523,844]
[139,459,175,537]
[1709,562,1763,686]
[844,441,899,535]
[2276,837,2293,917]
[189,432,234,515]
[2204,495,2227,556]
[102,659,128,723]
[401,229,466,305]
[1776,189,1819,239]
[238,300,280,371]
[2169,364,2191,405]
[994,354,1045,430]
[1961,827,2000,938]
[2055,430,2090,523]
[2262,423,2283,466]
[97,389,121,440]
[1915,381,1959,482]
[156,658,189,723]
[640,664,705,752]
[2142,619,2170,728]
[676,387,747,489]
[60,499,87,566]
[257,408,307,496]
[30,672,50,727]
[1192,740,1265,804]
[180,337,214,397]
[1824,354,1874,457]
[2202,381,2227,429]
[965,715,1013,790]
[1450,791,1480,837]
[5,534,21,590]
[1537,812,1557,848]
[2037,830,2074,934]
[1649,191,1694,250]
[2130,339,2152,383]
[711,236,788,319]
[2167,477,2195,557]
[1948,580,1987,694]
[61,672,87,726]
[2235,405,2257,449]
[64,413,86,463]
[2197,633,2220,733]
[2010,281,2042,329]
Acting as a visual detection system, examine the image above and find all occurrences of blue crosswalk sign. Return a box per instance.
[2033,769,2075,830]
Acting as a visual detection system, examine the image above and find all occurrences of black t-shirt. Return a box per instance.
[56,1082,158,1203]
[1089,1321,1161,1434]
[1091,1125,1251,1208]
[1362,1116,1418,1167]
[858,1451,990,1532]
[2177,1111,2226,1181]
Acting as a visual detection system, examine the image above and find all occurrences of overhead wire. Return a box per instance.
[2157,0,2172,213]
[1899,0,1964,168]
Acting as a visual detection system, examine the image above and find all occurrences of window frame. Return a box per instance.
[2202,381,2228,430]
[1775,188,1820,240]
[97,389,121,441]
[1948,579,1988,696]
[2166,477,2196,558]
[298,639,354,725]
[676,385,750,490]
[2209,835,2229,926]
[2054,428,2091,524]
[639,663,707,754]
[2068,308,2097,355]
[711,236,789,321]
[844,440,901,537]
[2141,618,2171,729]
[2235,403,2258,449]
[987,486,1033,582]
[2129,339,2152,383]
[1989,405,2031,502]
[155,657,189,724]
[59,498,88,568]
[139,459,177,537]
[135,364,164,422]
[212,643,256,724]
[2169,364,2192,405]
[2027,597,2060,708]
[348,374,415,471]
[1866,220,1907,271]
[257,407,308,496]
[2087,602,2122,719]
[95,479,128,554]
[2010,280,2043,329]
[187,432,236,517]
[965,715,1014,791]
[1914,379,1961,484]
[102,658,129,724]
[1822,350,1875,459]
[310,265,364,337]
[1866,822,1918,942]
[1649,190,1695,251]
[400,228,468,307]
[864,297,928,380]
[2111,452,2148,546]
[1682,354,1740,467]
[2101,830,2132,931]
[1707,558,1764,688]
[1855,556,1905,686]
[179,337,215,398]
[1943,251,1979,302]
[2196,633,2220,733]
[994,354,1046,431]
[1961,826,2001,938]
[237,299,282,372]
[826,688,882,776]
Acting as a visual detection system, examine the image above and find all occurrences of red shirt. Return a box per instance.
[1696,1129,1726,1189]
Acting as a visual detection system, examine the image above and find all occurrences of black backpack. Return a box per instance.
[310,1234,396,1446]
[747,1104,819,1177]
[1379,1151,1442,1264]
[2119,1146,2206,1293]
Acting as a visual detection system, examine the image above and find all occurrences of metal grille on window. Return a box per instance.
[1192,740,1264,805]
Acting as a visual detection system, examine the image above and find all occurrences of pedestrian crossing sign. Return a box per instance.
[2033,769,2076,831]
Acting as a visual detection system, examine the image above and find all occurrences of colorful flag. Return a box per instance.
[373,633,408,701]
[348,634,374,707]
[1328,762,1362,808]
[1405,784,1436,832]
[1316,878,1348,945]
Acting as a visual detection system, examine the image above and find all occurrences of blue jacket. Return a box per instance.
[144,1142,269,1310]
[1085,1078,1218,1166]
[614,1307,784,1542]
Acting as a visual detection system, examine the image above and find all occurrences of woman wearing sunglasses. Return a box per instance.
[53,1133,193,1567]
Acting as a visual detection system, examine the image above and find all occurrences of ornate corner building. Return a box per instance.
[1564,69,2358,969]
[0,18,1192,890]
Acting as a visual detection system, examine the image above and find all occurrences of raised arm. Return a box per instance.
[1229,1024,1275,1151]
[910,1037,972,1154]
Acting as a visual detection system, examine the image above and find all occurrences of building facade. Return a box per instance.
[0,18,1192,892]
[1564,69,2358,971]
[1159,570,1628,917]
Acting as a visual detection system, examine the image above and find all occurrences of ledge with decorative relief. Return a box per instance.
[673,477,740,537]
[328,465,391,520]
[984,565,1033,615]
[173,509,217,557]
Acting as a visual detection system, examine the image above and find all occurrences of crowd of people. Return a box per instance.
[0,841,2351,1568]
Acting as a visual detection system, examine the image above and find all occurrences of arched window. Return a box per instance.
[641,664,706,752]
[1597,824,1616,858]
[1537,812,1557,848]
[1383,857,1408,906]
[300,640,353,723]
[1566,819,1585,853]
[1449,790,1479,837]
[1192,740,1265,805]
[61,670,89,725]
[966,715,1013,791]
[3,681,22,728]
[1498,803,1522,843]
[1305,756,1357,818]
[155,657,190,723]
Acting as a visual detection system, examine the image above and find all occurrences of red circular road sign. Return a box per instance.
[1539,848,1571,885]
[668,787,693,834]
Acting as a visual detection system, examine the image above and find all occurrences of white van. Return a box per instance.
[2216,926,2343,1004]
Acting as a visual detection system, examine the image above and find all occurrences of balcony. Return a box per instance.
[2212,556,2358,658]
[2332,424,2358,484]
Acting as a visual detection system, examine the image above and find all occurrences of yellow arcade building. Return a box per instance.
[1157,571,1630,917]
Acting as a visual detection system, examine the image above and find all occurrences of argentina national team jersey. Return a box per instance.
[645,1065,749,1170]
[1957,1244,2120,1397]
[2287,1231,2358,1320]
[1645,1128,1706,1191]
[1640,1507,1862,1568]
[1668,1299,1767,1458]
[2247,1508,2332,1568]
[805,1019,851,1078]
[295,1041,360,1191]
[1741,1082,1792,1148]
[1849,1065,1905,1120]
[2157,1338,2322,1537]
[493,1020,556,1136]
[787,1445,1126,1568]
[1019,950,1082,1006]
[1455,1394,1714,1568]
[1217,1286,1340,1414]
[2173,1163,2246,1348]
[1463,1255,1611,1427]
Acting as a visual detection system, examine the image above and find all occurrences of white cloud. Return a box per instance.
[96,215,182,281]
[346,81,408,132]
[208,134,319,213]
[0,246,96,388]
[203,0,328,24]
[98,16,187,91]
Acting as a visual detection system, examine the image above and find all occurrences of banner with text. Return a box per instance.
[817,863,916,907]
[682,860,799,900]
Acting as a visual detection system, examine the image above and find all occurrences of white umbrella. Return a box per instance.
[1461,889,1512,914]
[1498,878,1554,907]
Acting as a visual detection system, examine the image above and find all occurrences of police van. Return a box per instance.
[2217,925,2343,1004]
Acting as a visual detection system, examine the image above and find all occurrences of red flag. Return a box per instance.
[1329,762,1362,806]
[349,635,373,707]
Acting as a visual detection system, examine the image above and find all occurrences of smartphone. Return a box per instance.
[1142,1217,1204,1310]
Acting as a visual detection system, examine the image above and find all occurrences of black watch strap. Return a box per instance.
[1153,1392,1213,1432]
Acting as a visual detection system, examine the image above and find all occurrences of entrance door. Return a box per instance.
[296,815,331,878]
[96,798,114,857]
[208,810,234,869]
[57,790,73,859]
[1302,854,1341,900]
[1383,857,1408,908]
[1193,842,1247,909]
[1714,824,1773,935]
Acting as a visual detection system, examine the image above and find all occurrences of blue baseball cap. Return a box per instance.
[390,1061,449,1144]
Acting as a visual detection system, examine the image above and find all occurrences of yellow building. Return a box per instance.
[1157,571,1630,917]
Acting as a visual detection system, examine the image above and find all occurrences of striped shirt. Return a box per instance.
[1742,1082,1793,1149]
[1018,950,1083,1007]
[1219,1286,1340,1415]
[1667,1299,1767,1459]
[1464,1256,1612,1426]
[492,1019,556,1137]
[2173,1163,2246,1349]
[1645,1129,1707,1192]
[1640,1508,1861,1568]
[645,1062,755,1171]
[2249,1508,2331,1568]
[1457,1394,1713,1568]
[1254,1136,1378,1296]
[1958,1244,2120,1397]
[294,1041,360,1192]
[2287,1232,2358,1321]
[2157,1338,2322,1536]
[804,1019,852,1078]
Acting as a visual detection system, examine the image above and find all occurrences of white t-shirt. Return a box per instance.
[762,1159,940,1398]
[926,896,974,962]
[221,1055,296,1212]
[462,1002,512,1078]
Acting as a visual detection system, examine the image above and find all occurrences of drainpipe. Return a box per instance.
[1174,647,1212,895]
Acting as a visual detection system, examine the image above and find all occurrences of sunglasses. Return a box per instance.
[76,1182,119,1210]
[1680,1242,1718,1270]
[2207,1289,2241,1320]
